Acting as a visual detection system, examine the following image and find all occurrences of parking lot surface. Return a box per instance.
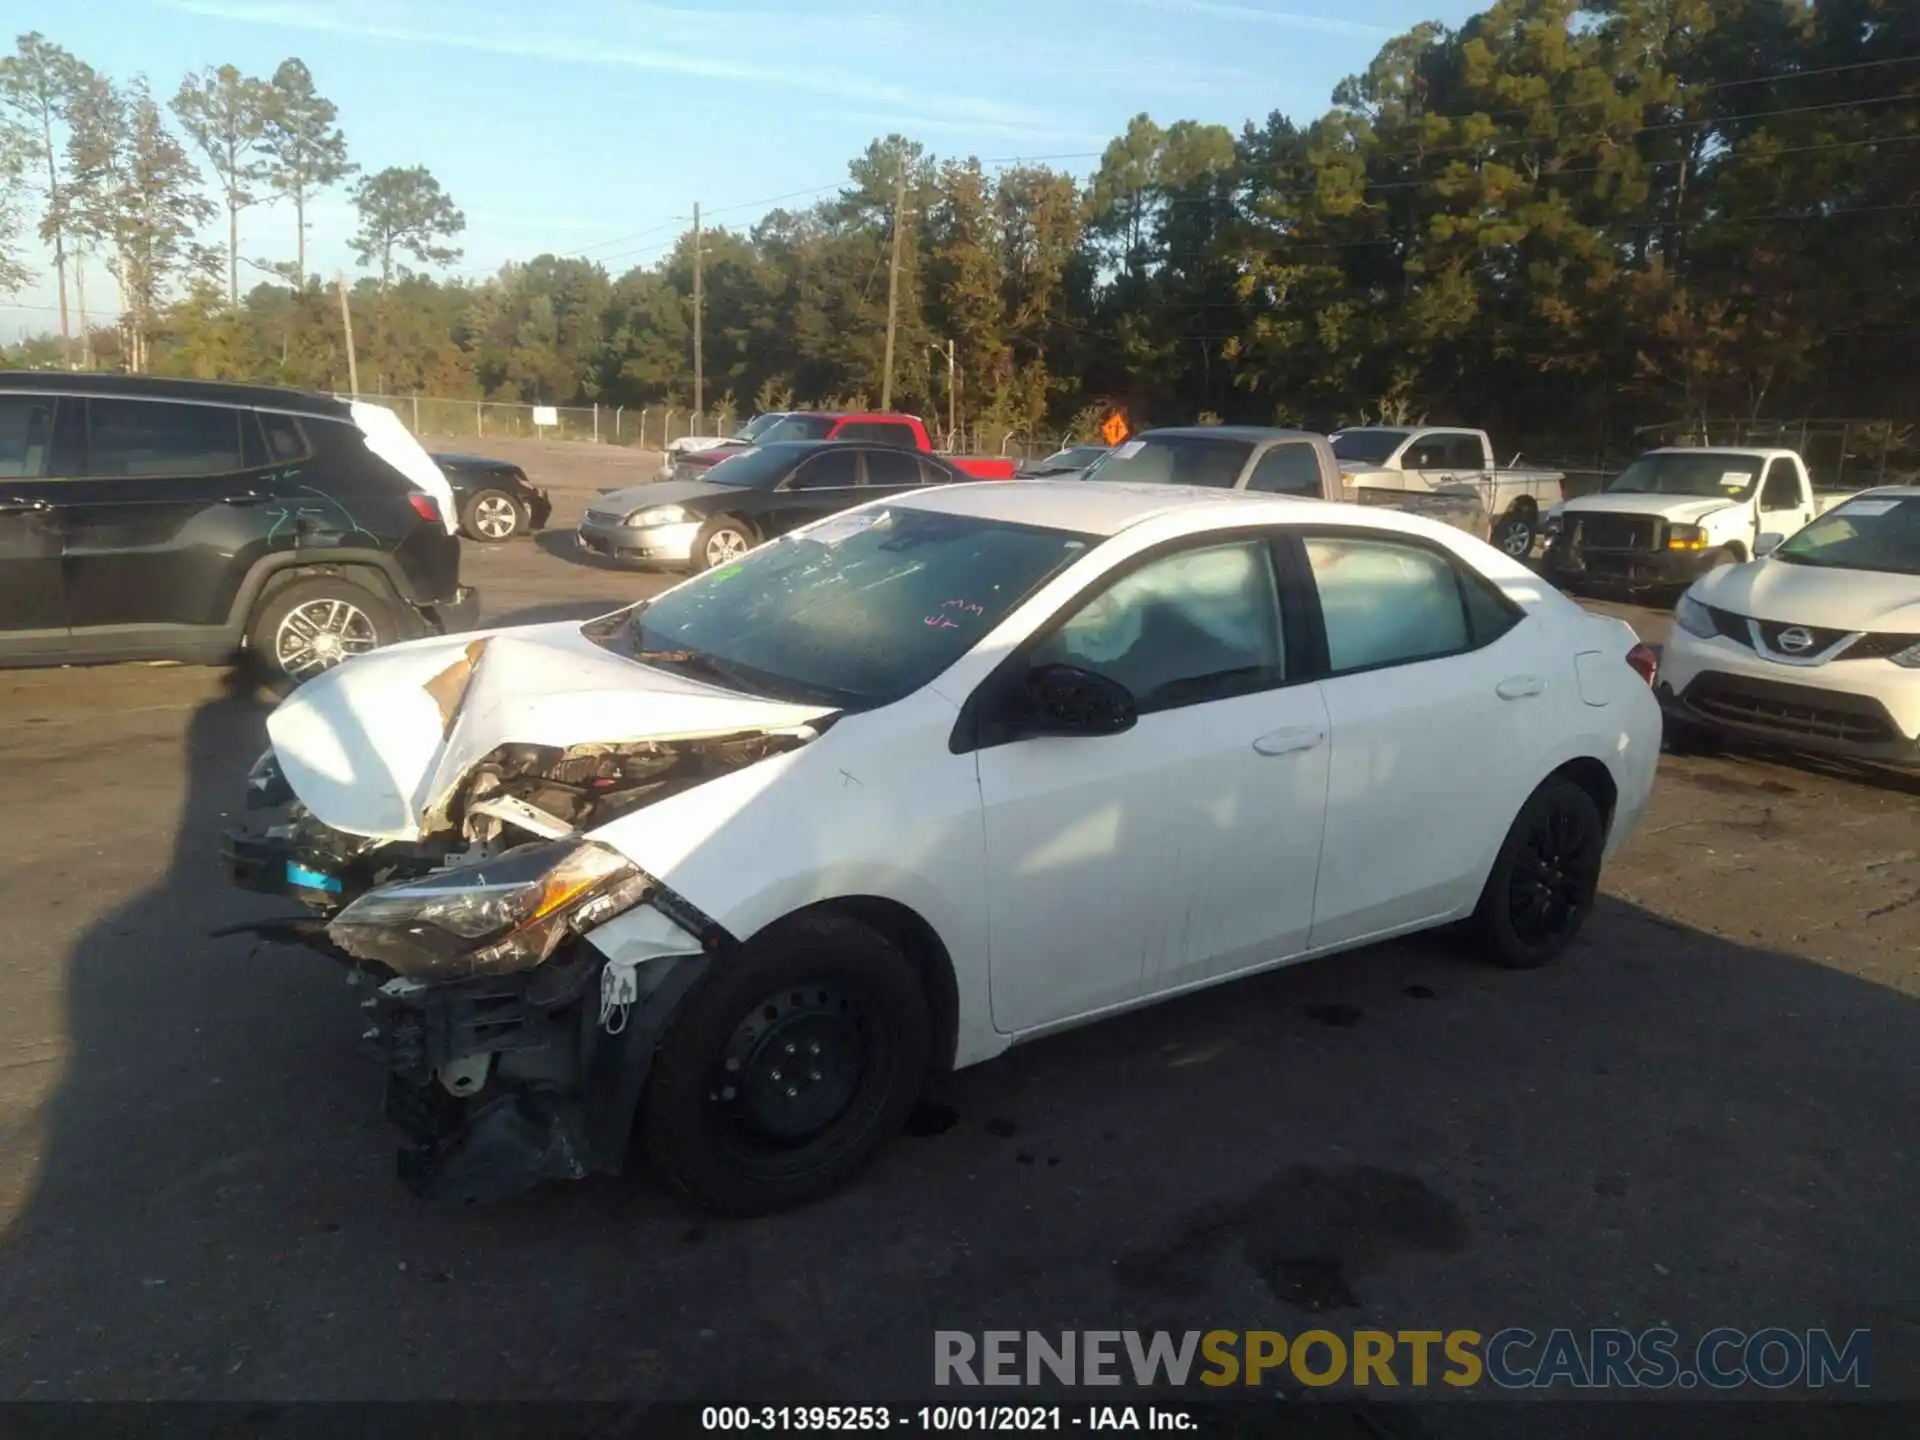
[0,440,1914,1410]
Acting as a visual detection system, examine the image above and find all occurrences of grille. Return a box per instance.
[1846,631,1920,662]
[1576,515,1659,551]
[1684,675,1899,745]
[1754,620,1853,656]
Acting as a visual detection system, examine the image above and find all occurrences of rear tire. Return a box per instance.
[461,488,524,543]
[1492,507,1537,558]
[245,576,395,685]
[1470,778,1606,969]
[692,516,757,572]
[642,914,930,1216]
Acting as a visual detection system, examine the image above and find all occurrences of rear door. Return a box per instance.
[1293,528,1550,949]
[860,445,938,500]
[0,391,70,660]
[62,395,297,652]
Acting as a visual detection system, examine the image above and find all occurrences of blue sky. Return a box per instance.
[5,0,1479,338]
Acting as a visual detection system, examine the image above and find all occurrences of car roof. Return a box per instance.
[722,439,939,457]
[1646,446,1800,462]
[1141,425,1321,443]
[787,410,923,423]
[0,369,351,418]
[889,478,1385,537]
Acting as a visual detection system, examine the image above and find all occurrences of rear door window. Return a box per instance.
[837,421,918,448]
[862,448,924,488]
[85,398,244,478]
[1441,434,1484,469]
[0,394,56,478]
[789,449,861,490]
[1246,442,1323,495]
[259,412,312,463]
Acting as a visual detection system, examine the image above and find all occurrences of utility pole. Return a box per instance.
[944,338,957,443]
[881,156,907,410]
[692,201,704,423]
[336,271,360,398]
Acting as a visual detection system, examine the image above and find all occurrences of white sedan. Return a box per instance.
[225,481,1661,1215]
[1663,486,1920,764]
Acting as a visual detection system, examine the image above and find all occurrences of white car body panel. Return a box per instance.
[261,480,1662,1073]
[1662,500,1920,744]
[267,623,837,840]
[349,401,459,534]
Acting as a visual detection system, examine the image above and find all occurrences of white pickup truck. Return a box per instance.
[1541,447,1861,596]
[1330,426,1568,559]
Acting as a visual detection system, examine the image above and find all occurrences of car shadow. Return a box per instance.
[1,689,1915,1404]
[532,527,679,579]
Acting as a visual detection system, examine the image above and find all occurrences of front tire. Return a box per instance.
[246,576,394,684]
[461,488,524,543]
[1470,778,1606,969]
[641,914,931,1216]
[692,516,757,572]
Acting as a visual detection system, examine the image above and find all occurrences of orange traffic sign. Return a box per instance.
[1100,411,1129,446]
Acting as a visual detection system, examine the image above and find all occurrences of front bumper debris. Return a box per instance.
[1543,540,1719,591]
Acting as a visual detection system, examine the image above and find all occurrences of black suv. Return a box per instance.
[0,373,478,682]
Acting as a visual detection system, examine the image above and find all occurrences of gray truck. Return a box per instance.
[1329,426,1567,558]
[1079,426,1490,538]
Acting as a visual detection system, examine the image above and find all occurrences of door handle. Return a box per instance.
[222,491,270,506]
[1252,726,1327,757]
[0,496,52,514]
[1497,676,1546,700]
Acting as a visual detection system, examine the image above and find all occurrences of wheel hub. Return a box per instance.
[708,987,864,1144]
[274,599,376,679]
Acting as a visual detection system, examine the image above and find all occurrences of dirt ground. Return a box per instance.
[0,438,1913,1417]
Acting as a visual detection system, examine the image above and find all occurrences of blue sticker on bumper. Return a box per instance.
[286,860,343,894]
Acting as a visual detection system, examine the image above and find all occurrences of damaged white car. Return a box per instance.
[224,481,1661,1215]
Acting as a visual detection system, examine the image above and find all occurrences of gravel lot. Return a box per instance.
[0,438,1913,1415]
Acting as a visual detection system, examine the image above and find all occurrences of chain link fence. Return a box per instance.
[352,393,748,450]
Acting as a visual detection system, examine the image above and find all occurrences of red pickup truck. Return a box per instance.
[669,411,1016,481]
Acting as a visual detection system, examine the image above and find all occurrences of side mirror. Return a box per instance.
[1754,532,1784,557]
[1016,664,1138,738]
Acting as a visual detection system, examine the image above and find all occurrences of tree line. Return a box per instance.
[2,0,1915,463]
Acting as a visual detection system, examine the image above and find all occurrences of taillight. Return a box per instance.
[1627,643,1659,687]
[408,492,441,524]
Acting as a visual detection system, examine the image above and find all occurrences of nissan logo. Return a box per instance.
[1778,627,1817,653]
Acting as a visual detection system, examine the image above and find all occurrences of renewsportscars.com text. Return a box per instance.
[934,1328,1871,1390]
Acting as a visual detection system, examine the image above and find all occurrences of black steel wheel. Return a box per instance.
[641,913,930,1215]
[1472,777,1606,968]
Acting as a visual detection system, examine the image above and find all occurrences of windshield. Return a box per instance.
[757,414,836,443]
[1033,446,1106,472]
[703,445,798,488]
[734,412,784,442]
[612,506,1095,708]
[1774,495,1920,577]
[1607,452,1762,499]
[1083,435,1253,489]
[1329,429,1408,464]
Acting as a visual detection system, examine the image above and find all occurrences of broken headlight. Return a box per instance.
[326,838,650,978]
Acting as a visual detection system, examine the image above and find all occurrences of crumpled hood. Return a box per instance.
[266,622,838,840]
[1557,492,1740,525]
[1694,557,1920,631]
